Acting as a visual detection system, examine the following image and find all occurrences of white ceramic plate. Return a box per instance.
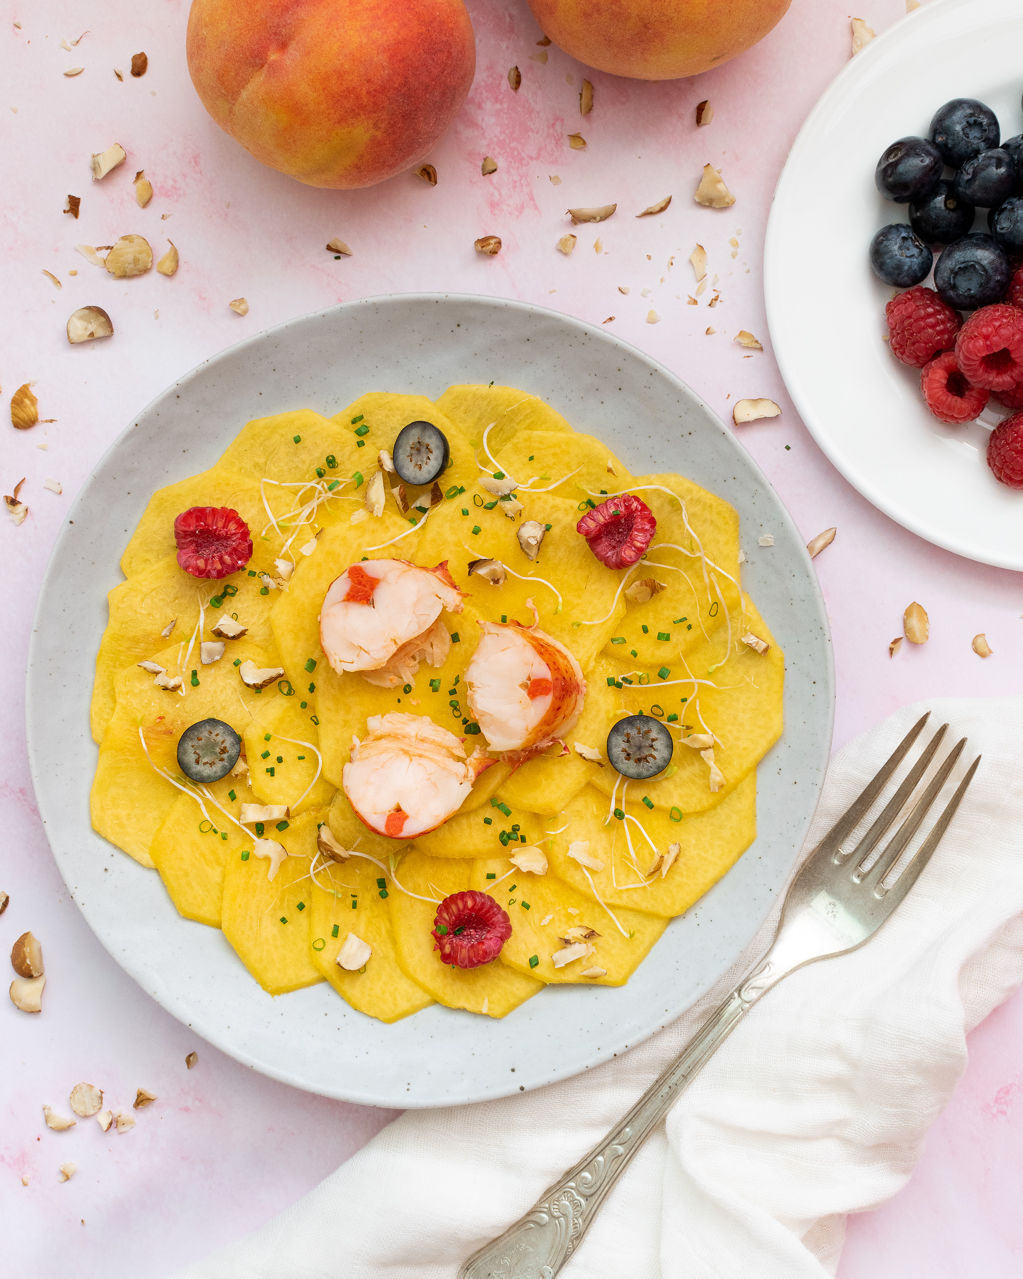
[27,294,833,1107]
[765,0,1023,571]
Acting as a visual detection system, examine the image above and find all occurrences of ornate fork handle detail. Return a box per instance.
[458,968,780,1279]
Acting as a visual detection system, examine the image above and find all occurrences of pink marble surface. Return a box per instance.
[3,0,1021,1274]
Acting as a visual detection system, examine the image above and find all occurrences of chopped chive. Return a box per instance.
[445,484,459,499]
[450,632,460,643]
[657,631,671,641]
[351,414,364,424]
[310,714,320,725]
[528,954,539,968]
[293,434,302,443]
[356,439,366,447]
[240,850,250,861]
[325,454,337,468]
[354,423,369,436]
[332,924,340,937]
[223,583,238,597]
[641,624,650,634]
[304,658,317,673]
[464,722,481,734]
[378,889,389,899]
[278,679,295,697]
[642,795,654,809]
[308,682,316,693]
[630,649,638,658]
[376,878,386,889]
[315,466,325,478]
[658,666,671,680]
[276,754,283,763]
[435,924,449,935]
[483,500,497,511]
[228,789,236,801]
[279,916,288,924]
[667,712,679,722]
[266,767,275,776]
[233,658,242,666]
[259,586,269,595]
[613,807,625,820]
[461,507,469,516]
[260,750,271,759]
[351,898,357,908]
[190,669,199,686]
[669,806,683,822]
[429,678,441,692]
[610,636,626,645]
[521,901,530,910]
[327,480,341,492]
[276,820,289,831]
[483,816,493,825]
[295,901,305,912]
[255,822,264,837]
[498,803,511,816]
[486,871,496,879]
[312,937,325,950]
[606,675,616,687]
[471,525,481,535]
[403,682,413,694]
[500,614,508,623]
[209,595,223,609]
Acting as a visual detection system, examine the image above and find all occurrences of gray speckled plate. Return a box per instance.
[26,294,833,1108]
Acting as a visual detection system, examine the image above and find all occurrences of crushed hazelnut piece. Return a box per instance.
[732,398,781,424]
[11,384,39,430]
[0,891,8,915]
[646,310,660,324]
[624,577,666,605]
[326,237,352,256]
[199,640,225,665]
[481,156,497,176]
[695,100,714,126]
[474,235,502,256]
[11,975,45,1012]
[701,747,725,792]
[240,803,289,824]
[889,636,903,658]
[152,239,178,276]
[154,671,183,691]
[972,633,993,658]
[567,840,604,871]
[96,1109,114,1132]
[509,846,548,875]
[580,967,607,979]
[567,132,586,149]
[316,824,351,863]
[229,297,249,316]
[851,17,876,54]
[647,843,680,879]
[90,142,126,180]
[689,244,707,283]
[517,519,546,560]
[185,1051,198,1069]
[67,305,113,343]
[11,931,44,978]
[573,742,603,763]
[105,234,153,277]
[560,925,600,943]
[508,65,522,91]
[903,601,929,645]
[694,163,735,208]
[580,79,593,115]
[64,194,81,218]
[336,933,372,971]
[133,1089,157,1109]
[42,269,61,288]
[63,66,84,77]
[211,615,246,639]
[681,733,715,751]
[5,478,28,525]
[638,196,672,217]
[253,838,288,880]
[740,632,770,655]
[556,233,577,255]
[552,941,593,969]
[58,1163,76,1182]
[43,478,63,495]
[133,169,153,206]
[807,527,837,559]
[130,51,148,76]
[70,1083,103,1118]
[568,203,616,224]
[416,164,437,185]
[758,533,775,547]
[114,1112,135,1133]
[364,469,386,516]
[734,330,763,349]
[43,1104,75,1131]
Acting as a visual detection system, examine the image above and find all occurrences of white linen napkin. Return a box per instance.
[171,697,1023,1279]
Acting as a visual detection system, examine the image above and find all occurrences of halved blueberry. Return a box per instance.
[606,714,673,780]
[392,420,450,486]
[177,718,242,783]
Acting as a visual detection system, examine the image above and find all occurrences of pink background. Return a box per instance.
[3,0,1021,1273]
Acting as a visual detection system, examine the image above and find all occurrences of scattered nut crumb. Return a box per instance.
[130,51,148,77]
[806,526,836,559]
[238,659,284,689]
[229,297,249,316]
[11,384,39,430]
[551,941,593,968]
[549,174,561,185]
[133,1089,157,1109]
[42,269,62,288]
[972,633,992,657]
[530,49,548,64]
[4,478,28,526]
[104,234,153,278]
[156,242,178,276]
[90,142,126,180]
[740,632,770,655]
[694,163,735,208]
[617,285,630,295]
[58,1162,77,1182]
[580,79,593,115]
[508,66,521,91]
[889,636,903,658]
[646,310,660,324]
[734,330,763,349]
[11,931,44,978]
[903,601,929,645]
[568,204,616,224]
[67,305,113,343]
[758,533,775,547]
[10,974,44,1012]
[567,133,587,150]
[326,237,352,256]
[64,194,81,218]
[481,156,497,176]
[637,195,672,217]
[114,1112,135,1133]
[76,244,106,268]
[133,169,153,207]
[733,398,781,424]
[474,235,502,256]
[96,1109,113,1132]
[70,1083,103,1118]
[185,1051,198,1069]
[43,1104,75,1131]
[851,17,876,54]
[43,478,63,495]
[556,233,577,256]
[695,100,714,127]
[63,66,84,77]
[0,891,8,915]
[415,164,437,185]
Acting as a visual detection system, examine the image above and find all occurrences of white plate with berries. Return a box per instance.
[765,0,1023,571]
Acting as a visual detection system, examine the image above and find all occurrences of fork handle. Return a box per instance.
[458,959,780,1279]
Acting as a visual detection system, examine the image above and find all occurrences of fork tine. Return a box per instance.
[874,753,981,912]
[812,711,932,860]
[857,736,966,888]
[846,723,949,872]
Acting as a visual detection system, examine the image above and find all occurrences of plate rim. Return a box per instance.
[764,0,1023,573]
[26,291,835,1106]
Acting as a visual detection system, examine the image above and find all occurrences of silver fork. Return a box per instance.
[458,712,980,1279]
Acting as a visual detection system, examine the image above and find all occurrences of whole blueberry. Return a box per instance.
[988,196,1023,252]
[909,179,975,243]
[1002,134,1023,183]
[933,233,1010,309]
[869,223,933,287]
[875,136,943,202]
[930,98,1000,166]
[953,148,1018,208]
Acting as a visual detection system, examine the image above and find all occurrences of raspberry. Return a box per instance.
[954,303,1023,390]
[576,493,656,569]
[987,411,1023,487]
[432,891,511,969]
[885,286,961,367]
[174,506,253,579]
[919,351,989,424]
[991,380,1023,410]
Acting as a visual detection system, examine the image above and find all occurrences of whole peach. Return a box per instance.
[526,0,791,80]
[186,0,476,189]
